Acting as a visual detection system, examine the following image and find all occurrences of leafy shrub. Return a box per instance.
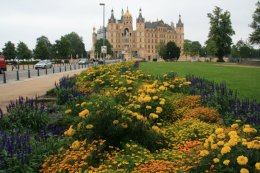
[183,106,221,123]
[192,122,260,173]
[40,139,107,173]
[64,94,166,151]
[163,118,217,148]
[0,97,49,131]
[132,160,177,173]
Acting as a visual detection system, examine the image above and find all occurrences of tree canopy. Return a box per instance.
[206,6,235,62]
[33,36,52,60]
[2,41,16,60]
[63,32,86,58]
[94,39,113,56]
[183,40,202,57]
[17,42,32,60]
[249,1,260,46]
[231,40,260,59]
[157,41,180,61]
[53,36,72,59]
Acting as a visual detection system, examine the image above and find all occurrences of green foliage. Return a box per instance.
[17,41,32,60]
[232,39,260,59]
[63,32,86,58]
[249,1,260,45]
[156,41,166,58]
[183,40,202,57]
[94,39,113,55]
[206,6,235,61]
[163,118,217,147]
[159,41,180,61]
[0,100,49,132]
[33,36,52,60]
[53,36,72,59]
[2,41,16,60]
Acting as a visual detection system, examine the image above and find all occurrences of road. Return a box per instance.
[0,64,88,84]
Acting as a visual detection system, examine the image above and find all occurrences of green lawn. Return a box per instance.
[140,62,260,101]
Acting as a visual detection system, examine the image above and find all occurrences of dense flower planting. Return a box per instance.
[0,61,259,172]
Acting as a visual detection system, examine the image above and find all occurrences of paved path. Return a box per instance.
[0,68,86,113]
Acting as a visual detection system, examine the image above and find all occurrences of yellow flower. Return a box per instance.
[70,140,80,150]
[113,120,119,125]
[223,160,230,166]
[75,103,80,107]
[146,106,152,109]
[215,128,224,134]
[217,133,226,139]
[255,162,260,171]
[149,113,159,119]
[152,126,161,133]
[240,168,249,173]
[79,109,90,118]
[213,158,219,163]
[211,144,218,150]
[235,119,241,123]
[86,124,94,129]
[183,81,191,85]
[77,122,84,130]
[199,150,209,157]
[65,109,72,114]
[81,102,87,107]
[64,125,75,137]
[228,130,238,137]
[159,85,166,91]
[217,141,225,146]
[121,123,128,129]
[126,79,133,84]
[152,96,158,100]
[159,101,165,105]
[237,155,248,165]
[221,146,231,155]
[156,107,163,114]
[169,84,175,89]
[243,127,257,133]
[231,123,239,129]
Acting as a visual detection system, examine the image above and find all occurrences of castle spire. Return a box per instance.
[177,14,183,27]
[109,8,116,23]
[136,8,144,23]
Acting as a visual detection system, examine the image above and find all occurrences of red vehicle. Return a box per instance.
[0,55,7,73]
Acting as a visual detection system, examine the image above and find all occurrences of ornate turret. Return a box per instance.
[123,7,132,18]
[109,9,116,23]
[136,8,144,23]
[121,8,124,21]
[177,14,184,27]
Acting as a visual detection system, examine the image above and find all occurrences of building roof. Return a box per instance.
[177,15,184,27]
[136,8,144,23]
[124,7,132,17]
[145,20,172,29]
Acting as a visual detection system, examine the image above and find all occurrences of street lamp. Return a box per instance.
[99,3,105,47]
[100,3,106,60]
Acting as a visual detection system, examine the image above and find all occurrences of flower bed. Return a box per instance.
[0,61,259,172]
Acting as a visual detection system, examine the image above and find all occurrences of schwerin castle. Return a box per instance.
[90,8,184,61]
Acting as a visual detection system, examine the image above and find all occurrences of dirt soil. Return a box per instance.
[0,68,86,113]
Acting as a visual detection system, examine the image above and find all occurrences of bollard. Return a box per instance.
[53,67,55,73]
[3,72,6,83]
[45,68,48,75]
[59,66,61,72]
[82,64,83,69]
[28,69,30,78]
[16,70,19,80]
[65,65,67,71]
[70,65,71,70]
[37,69,40,76]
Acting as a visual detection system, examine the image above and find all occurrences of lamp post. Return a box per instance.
[99,3,105,60]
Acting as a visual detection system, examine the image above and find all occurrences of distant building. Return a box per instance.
[91,8,184,61]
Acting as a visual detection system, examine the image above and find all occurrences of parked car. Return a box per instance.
[78,58,88,65]
[34,60,53,69]
[0,55,7,73]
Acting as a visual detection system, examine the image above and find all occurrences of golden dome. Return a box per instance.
[124,8,132,17]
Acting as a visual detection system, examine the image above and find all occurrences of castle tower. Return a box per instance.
[176,14,184,49]
[136,8,145,57]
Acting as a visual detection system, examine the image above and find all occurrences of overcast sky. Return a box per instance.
[0,0,257,51]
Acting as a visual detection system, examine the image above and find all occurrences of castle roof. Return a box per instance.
[177,14,184,27]
[123,7,132,17]
[145,20,171,29]
[136,8,144,23]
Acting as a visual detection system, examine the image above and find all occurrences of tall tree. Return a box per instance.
[33,36,52,60]
[54,36,72,59]
[249,1,260,45]
[2,41,16,60]
[183,39,192,56]
[94,39,113,56]
[206,6,235,62]
[17,42,32,60]
[156,41,166,58]
[64,32,85,58]
[163,41,181,61]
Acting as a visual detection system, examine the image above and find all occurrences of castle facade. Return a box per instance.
[92,8,184,61]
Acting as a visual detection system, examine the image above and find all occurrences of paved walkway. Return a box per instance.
[0,68,86,113]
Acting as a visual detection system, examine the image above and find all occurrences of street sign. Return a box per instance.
[101,46,107,54]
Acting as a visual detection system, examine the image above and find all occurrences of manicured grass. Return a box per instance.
[140,62,260,101]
